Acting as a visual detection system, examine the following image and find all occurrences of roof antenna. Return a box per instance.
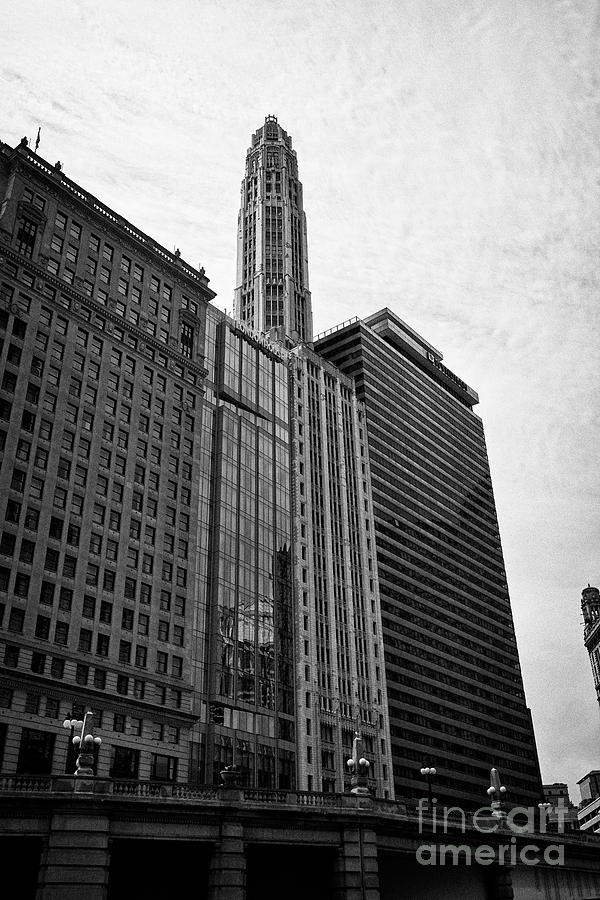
[34,127,41,154]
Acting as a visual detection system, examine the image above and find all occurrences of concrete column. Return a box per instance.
[334,825,380,900]
[208,821,246,900]
[36,810,110,900]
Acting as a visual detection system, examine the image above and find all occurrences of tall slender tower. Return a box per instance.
[582,585,600,706]
[234,116,312,344]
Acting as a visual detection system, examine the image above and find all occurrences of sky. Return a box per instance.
[2,0,599,800]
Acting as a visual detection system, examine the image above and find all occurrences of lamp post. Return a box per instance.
[486,767,507,822]
[538,801,553,831]
[62,710,101,777]
[420,765,437,804]
[346,731,371,795]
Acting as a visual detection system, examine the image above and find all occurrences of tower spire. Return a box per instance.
[234,116,313,345]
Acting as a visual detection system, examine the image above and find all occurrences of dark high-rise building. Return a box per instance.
[234,115,312,344]
[315,309,543,806]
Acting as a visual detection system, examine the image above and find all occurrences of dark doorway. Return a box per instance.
[108,839,211,899]
[246,844,336,900]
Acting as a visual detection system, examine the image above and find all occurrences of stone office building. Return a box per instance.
[0,137,214,783]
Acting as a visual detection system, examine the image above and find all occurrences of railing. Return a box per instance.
[0,774,53,792]
[1,776,600,843]
[313,317,360,342]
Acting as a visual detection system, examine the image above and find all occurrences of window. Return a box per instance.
[70,221,82,241]
[35,615,51,639]
[116,675,129,696]
[122,608,134,630]
[151,754,178,782]
[111,746,140,779]
[158,620,169,642]
[181,323,194,358]
[8,607,25,632]
[78,628,93,652]
[99,601,113,624]
[59,587,72,610]
[2,371,17,393]
[50,657,65,679]
[21,411,36,433]
[62,555,77,578]
[92,633,108,658]
[156,651,168,674]
[15,218,38,258]
[119,641,131,664]
[113,714,126,733]
[5,500,21,524]
[66,523,80,546]
[106,538,118,561]
[173,625,184,647]
[31,652,46,674]
[0,532,16,556]
[40,582,55,605]
[19,539,35,563]
[54,621,69,645]
[45,548,60,572]
[16,440,31,462]
[75,664,89,686]
[39,419,53,441]
[135,645,147,668]
[82,595,96,618]
[14,573,30,599]
[4,645,19,668]
[94,668,107,689]
[33,447,49,471]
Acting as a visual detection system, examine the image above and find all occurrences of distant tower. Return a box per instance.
[582,585,600,705]
[234,115,312,344]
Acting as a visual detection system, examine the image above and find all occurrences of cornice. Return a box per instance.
[0,245,209,382]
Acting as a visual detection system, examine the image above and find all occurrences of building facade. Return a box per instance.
[315,309,544,807]
[289,344,393,795]
[0,137,215,782]
[234,116,312,344]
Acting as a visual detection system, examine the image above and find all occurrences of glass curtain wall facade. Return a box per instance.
[315,309,543,807]
[201,308,296,787]
[234,116,312,344]
[289,345,393,797]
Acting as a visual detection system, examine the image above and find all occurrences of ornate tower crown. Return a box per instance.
[234,116,313,345]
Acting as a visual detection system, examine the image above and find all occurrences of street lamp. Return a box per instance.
[62,710,102,777]
[346,732,371,795]
[486,767,507,821]
[420,765,437,803]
